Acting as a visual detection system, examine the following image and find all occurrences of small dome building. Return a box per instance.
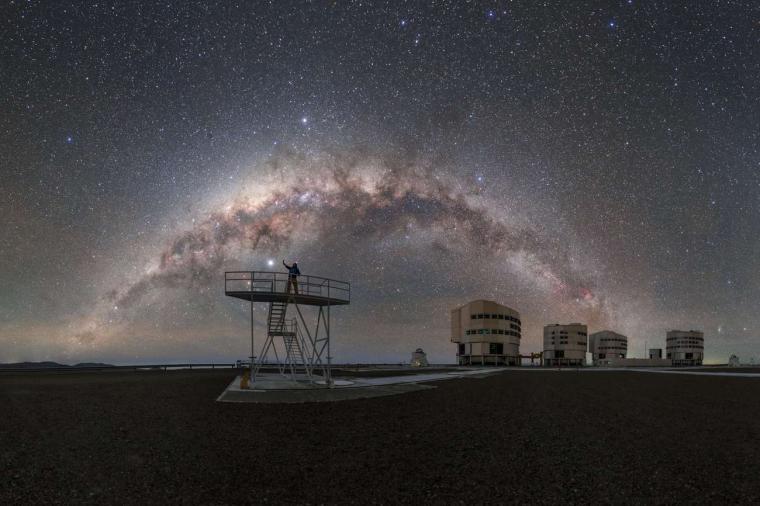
[411,348,429,367]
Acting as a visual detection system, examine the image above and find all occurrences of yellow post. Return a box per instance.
[240,368,250,389]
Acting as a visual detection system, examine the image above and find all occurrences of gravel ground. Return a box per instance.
[330,367,457,378]
[674,367,760,374]
[2,369,760,505]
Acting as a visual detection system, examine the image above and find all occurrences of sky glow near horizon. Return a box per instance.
[1,1,759,364]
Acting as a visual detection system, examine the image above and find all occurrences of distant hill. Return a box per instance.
[0,361,114,369]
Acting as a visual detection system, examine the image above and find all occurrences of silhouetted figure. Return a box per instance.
[283,260,300,294]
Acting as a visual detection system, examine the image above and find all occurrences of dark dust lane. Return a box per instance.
[1,370,759,504]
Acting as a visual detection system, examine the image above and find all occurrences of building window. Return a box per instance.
[489,343,504,354]
[458,344,465,355]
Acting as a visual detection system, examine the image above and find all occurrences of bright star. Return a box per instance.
[267,259,275,267]
[301,117,308,124]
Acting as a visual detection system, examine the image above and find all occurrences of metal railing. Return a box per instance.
[224,271,350,303]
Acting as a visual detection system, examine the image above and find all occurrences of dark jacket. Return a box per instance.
[283,261,300,277]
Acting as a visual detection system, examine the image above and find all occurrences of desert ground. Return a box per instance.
[2,368,760,504]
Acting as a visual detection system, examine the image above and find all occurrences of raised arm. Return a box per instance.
[282,260,291,269]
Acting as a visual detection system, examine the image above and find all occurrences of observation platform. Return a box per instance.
[224,271,350,306]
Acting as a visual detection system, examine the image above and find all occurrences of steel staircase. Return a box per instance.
[252,298,317,381]
[267,301,288,336]
[283,331,308,378]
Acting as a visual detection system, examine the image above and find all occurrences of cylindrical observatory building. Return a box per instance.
[589,330,628,366]
[543,323,588,366]
[450,300,521,366]
[666,330,704,366]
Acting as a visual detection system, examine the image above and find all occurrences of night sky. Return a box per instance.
[2,1,758,364]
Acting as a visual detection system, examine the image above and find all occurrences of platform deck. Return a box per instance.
[224,271,350,306]
[224,290,349,306]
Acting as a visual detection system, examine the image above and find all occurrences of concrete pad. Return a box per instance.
[216,367,500,403]
[217,377,435,403]
[354,368,501,386]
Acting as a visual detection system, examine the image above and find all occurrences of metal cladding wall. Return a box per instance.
[589,330,628,365]
[543,323,588,366]
[666,330,704,366]
[451,300,521,366]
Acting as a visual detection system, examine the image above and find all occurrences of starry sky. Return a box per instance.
[1,1,758,365]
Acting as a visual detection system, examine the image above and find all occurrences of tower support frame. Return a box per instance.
[225,271,349,388]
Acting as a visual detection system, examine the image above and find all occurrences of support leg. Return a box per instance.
[327,302,332,386]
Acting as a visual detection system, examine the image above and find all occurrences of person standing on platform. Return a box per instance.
[283,260,300,294]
